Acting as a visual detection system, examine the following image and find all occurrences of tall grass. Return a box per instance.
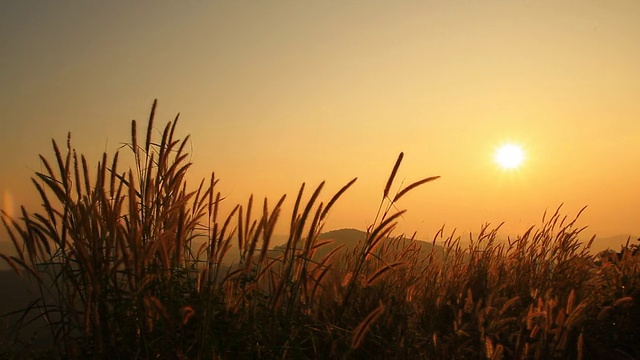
[1,100,639,359]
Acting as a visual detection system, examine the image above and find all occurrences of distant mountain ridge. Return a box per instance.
[589,234,640,254]
[1,230,637,271]
[269,228,446,262]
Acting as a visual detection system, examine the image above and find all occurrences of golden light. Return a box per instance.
[494,143,525,170]
[2,190,15,219]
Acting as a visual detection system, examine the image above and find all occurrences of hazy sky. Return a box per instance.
[1,0,639,241]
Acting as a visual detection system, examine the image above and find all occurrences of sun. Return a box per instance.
[494,143,525,170]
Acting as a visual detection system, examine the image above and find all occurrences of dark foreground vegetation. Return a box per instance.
[1,101,639,359]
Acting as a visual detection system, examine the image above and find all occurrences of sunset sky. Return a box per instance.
[1,0,639,242]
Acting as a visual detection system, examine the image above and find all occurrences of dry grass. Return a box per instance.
[1,100,639,359]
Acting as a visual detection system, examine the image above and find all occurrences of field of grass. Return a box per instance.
[1,100,639,359]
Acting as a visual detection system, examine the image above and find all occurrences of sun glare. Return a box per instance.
[495,144,525,170]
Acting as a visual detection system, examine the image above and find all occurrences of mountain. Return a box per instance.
[589,234,640,254]
[267,228,446,263]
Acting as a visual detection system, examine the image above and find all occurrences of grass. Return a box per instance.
[1,100,639,359]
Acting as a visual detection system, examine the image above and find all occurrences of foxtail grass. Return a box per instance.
[1,100,639,359]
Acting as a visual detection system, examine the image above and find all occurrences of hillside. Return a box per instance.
[589,234,640,254]
[267,228,446,263]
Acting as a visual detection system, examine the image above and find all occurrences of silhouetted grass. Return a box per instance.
[1,100,639,359]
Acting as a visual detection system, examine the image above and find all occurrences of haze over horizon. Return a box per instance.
[1,1,639,242]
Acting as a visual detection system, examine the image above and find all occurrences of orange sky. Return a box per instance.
[1,1,639,241]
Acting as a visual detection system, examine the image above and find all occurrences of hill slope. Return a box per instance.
[268,228,446,262]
